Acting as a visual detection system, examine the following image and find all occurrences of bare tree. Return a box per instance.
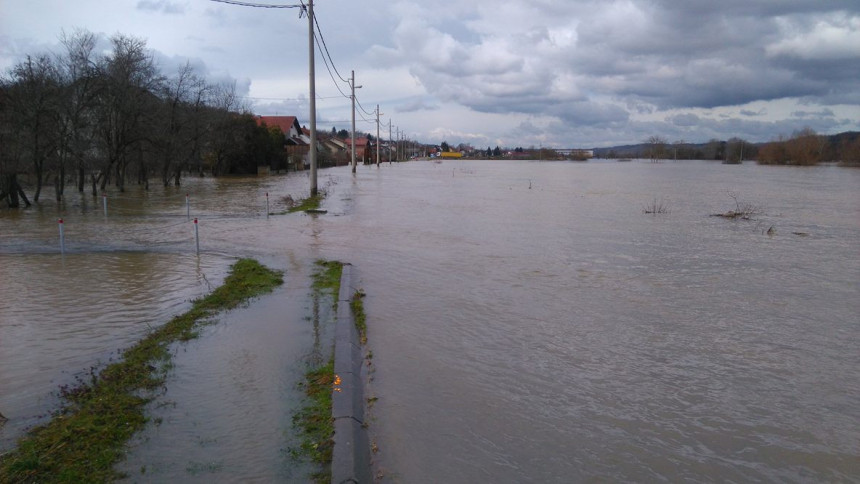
[54,29,101,198]
[5,55,61,202]
[93,34,163,193]
[646,135,667,162]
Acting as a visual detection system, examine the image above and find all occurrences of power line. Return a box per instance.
[315,31,351,100]
[209,0,303,8]
[311,10,350,83]
[241,94,344,102]
[355,97,375,117]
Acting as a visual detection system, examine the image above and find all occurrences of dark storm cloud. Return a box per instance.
[4,0,857,147]
[374,0,860,136]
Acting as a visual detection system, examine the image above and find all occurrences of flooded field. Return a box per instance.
[1,160,858,481]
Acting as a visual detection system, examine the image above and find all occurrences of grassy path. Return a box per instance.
[0,259,283,483]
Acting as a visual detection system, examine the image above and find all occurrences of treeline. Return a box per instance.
[758,129,860,166]
[0,30,288,207]
[595,130,860,165]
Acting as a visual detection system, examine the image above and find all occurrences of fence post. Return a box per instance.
[103,193,107,217]
[58,219,65,254]
[186,194,190,221]
[194,217,199,254]
[266,192,269,218]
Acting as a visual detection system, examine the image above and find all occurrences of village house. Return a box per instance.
[256,115,309,172]
[344,136,372,163]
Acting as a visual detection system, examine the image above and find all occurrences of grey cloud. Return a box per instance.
[137,0,186,14]
[670,114,700,127]
[396,98,440,113]
[792,108,835,118]
[373,0,860,133]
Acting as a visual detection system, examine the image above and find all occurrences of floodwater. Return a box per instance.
[1,160,859,482]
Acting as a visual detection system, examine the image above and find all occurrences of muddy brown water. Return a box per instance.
[1,160,858,482]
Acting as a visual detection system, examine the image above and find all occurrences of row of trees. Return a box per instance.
[636,130,860,165]
[758,128,860,165]
[639,136,759,163]
[1,30,287,207]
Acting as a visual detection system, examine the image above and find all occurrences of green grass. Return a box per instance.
[286,194,324,213]
[350,290,367,345]
[311,260,343,295]
[293,360,336,484]
[291,260,343,483]
[0,259,283,483]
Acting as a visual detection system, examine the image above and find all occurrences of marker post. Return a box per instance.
[58,219,65,254]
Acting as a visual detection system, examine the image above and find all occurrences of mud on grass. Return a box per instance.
[0,258,283,483]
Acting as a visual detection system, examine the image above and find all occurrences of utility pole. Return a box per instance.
[388,119,392,164]
[308,0,317,196]
[350,70,361,174]
[219,0,315,195]
[376,104,382,167]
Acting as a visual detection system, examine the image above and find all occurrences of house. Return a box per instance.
[256,116,309,171]
[322,137,349,166]
[344,137,371,163]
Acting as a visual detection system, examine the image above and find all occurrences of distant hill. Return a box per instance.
[591,131,860,161]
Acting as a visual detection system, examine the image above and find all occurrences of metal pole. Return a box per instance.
[266,192,269,218]
[186,194,190,220]
[102,194,107,217]
[58,218,65,254]
[388,119,392,164]
[194,217,199,254]
[308,0,318,197]
[351,70,357,174]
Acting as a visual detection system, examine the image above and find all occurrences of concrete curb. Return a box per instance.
[331,264,372,484]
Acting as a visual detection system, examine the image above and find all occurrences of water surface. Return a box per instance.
[2,160,858,482]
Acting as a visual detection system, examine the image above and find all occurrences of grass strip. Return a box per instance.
[287,194,324,214]
[350,290,367,345]
[0,258,283,483]
[292,260,343,483]
[311,259,343,295]
[294,360,336,484]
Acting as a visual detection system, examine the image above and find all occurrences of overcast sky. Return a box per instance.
[2,0,859,148]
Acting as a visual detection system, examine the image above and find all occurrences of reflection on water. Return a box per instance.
[314,160,860,483]
[1,161,858,482]
[0,251,228,451]
[115,262,337,482]
[0,172,326,453]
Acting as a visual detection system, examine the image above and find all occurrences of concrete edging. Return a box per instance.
[331,264,372,484]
